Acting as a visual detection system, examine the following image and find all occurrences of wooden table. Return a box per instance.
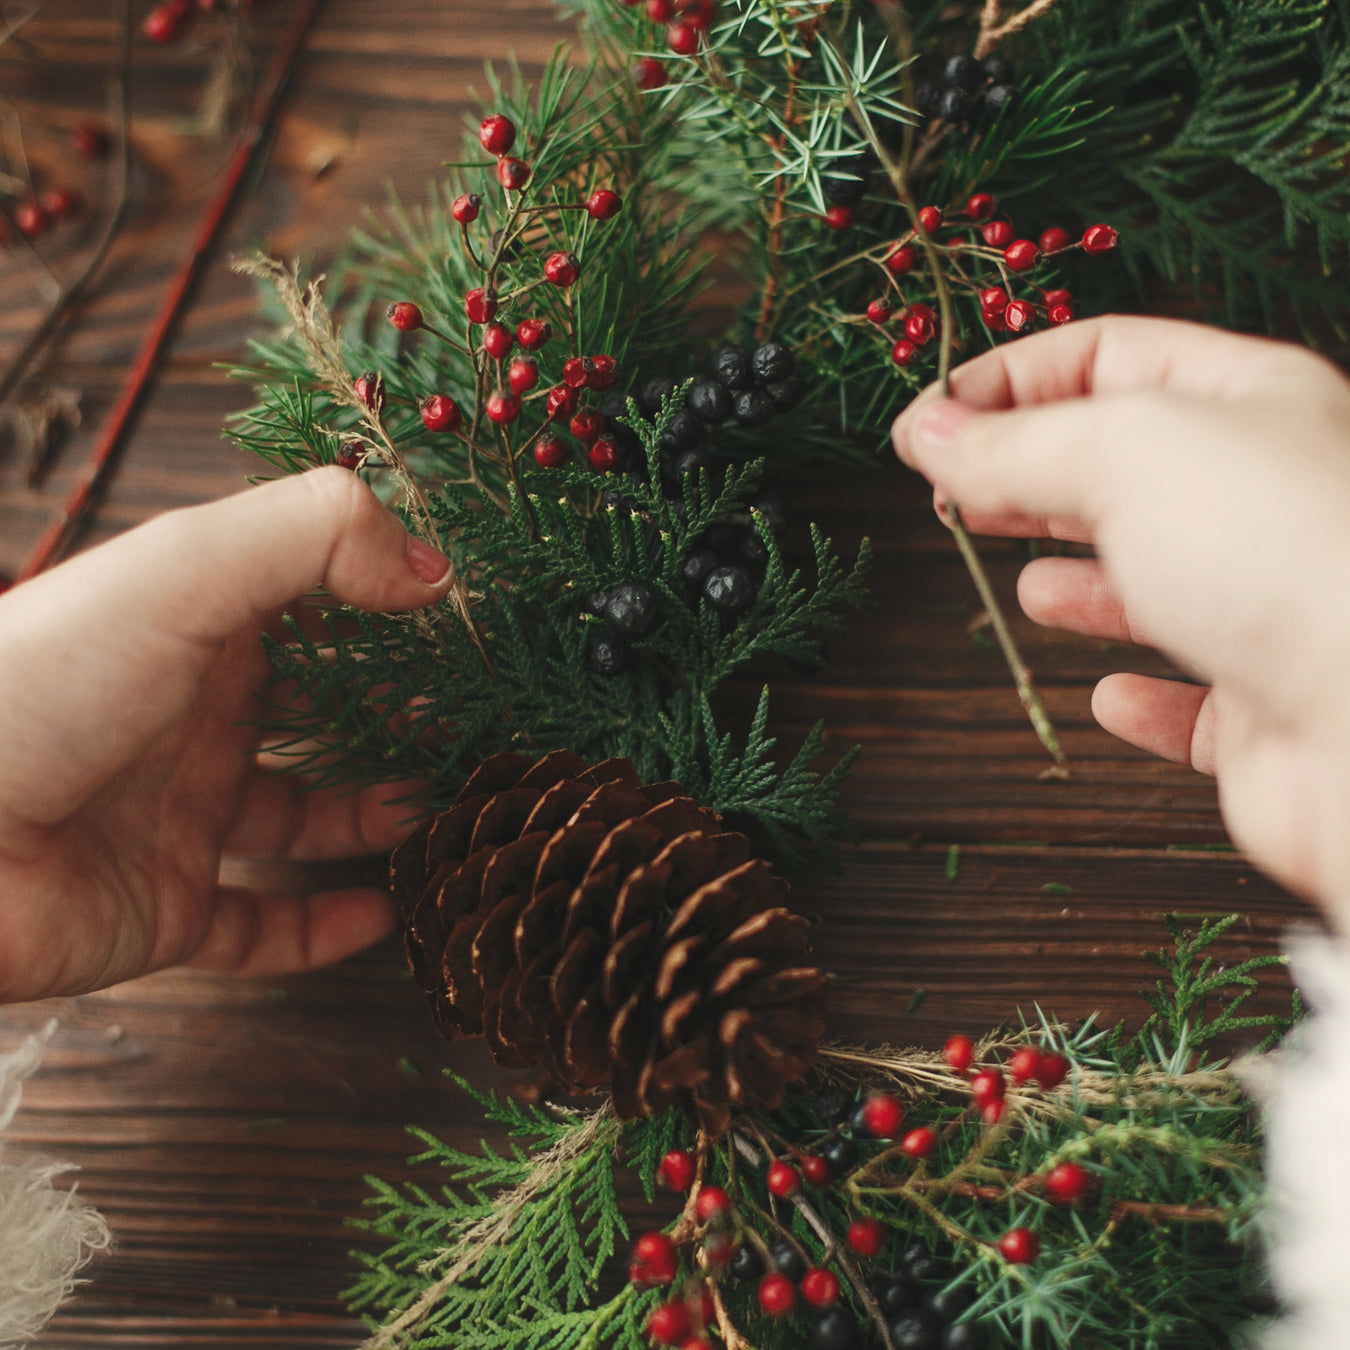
[0,4,1316,1345]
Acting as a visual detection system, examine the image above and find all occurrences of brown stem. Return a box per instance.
[974,0,1067,60]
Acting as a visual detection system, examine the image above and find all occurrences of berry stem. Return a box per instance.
[974,0,1068,61]
[421,321,473,357]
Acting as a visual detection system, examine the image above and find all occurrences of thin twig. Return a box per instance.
[974,0,1067,60]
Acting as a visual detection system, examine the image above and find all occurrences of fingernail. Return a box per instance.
[404,534,451,585]
[917,399,974,447]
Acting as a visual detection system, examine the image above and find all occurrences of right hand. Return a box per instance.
[891,316,1350,914]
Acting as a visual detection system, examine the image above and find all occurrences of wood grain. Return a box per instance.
[0,3,1319,1345]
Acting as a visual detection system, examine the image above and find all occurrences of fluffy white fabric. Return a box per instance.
[0,1021,111,1349]
[1258,932,1350,1350]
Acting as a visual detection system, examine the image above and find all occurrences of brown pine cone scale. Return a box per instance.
[390,750,827,1133]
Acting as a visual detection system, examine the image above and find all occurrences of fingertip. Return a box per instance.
[892,392,974,471]
[306,889,397,969]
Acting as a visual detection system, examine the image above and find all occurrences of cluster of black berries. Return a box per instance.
[915,54,1018,126]
[583,581,660,676]
[679,487,787,621]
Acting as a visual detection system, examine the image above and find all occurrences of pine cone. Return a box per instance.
[390,751,827,1134]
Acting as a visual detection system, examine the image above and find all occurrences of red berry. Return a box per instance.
[646,0,674,18]
[824,204,854,231]
[588,354,619,390]
[981,1099,1005,1126]
[546,384,579,419]
[479,113,517,157]
[1044,1162,1091,1202]
[483,322,514,360]
[586,188,623,221]
[544,251,581,286]
[451,193,482,224]
[1003,239,1040,272]
[904,309,936,346]
[648,1301,691,1345]
[899,1126,938,1160]
[800,1154,831,1187]
[861,1093,905,1140]
[1004,299,1035,333]
[890,338,918,367]
[465,288,498,324]
[846,1217,884,1258]
[72,123,109,159]
[516,317,552,350]
[39,188,79,220]
[758,1272,796,1317]
[681,1341,714,1350]
[497,157,532,191]
[982,308,1008,332]
[801,1268,840,1308]
[978,286,1009,313]
[14,201,47,238]
[1008,1046,1041,1083]
[694,1185,731,1223]
[419,394,461,434]
[142,4,185,42]
[1082,222,1119,254]
[970,1069,1005,1105]
[966,192,997,221]
[1041,288,1073,308]
[1035,1053,1070,1090]
[866,298,893,325]
[703,1231,734,1267]
[533,433,567,468]
[981,220,1013,249]
[633,56,667,90]
[335,441,365,470]
[667,21,699,55]
[766,1160,800,1198]
[589,435,621,472]
[943,1034,975,1074]
[509,358,539,394]
[563,356,591,389]
[1047,303,1074,326]
[884,243,916,275]
[677,0,714,28]
[572,404,606,440]
[634,1231,677,1271]
[486,391,521,424]
[998,1226,1040,1264]
[354,370,384,412]
[387,301,424,332]
[1039,226,1072,254]
[917,205,943,234]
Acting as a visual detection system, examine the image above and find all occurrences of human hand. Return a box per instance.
[0,468,457,1003]
[892,315,1350,912]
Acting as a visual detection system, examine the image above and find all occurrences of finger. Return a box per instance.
[0,470,456,826]
[183,886,396,977]
[934,490,1095,544]
[1018,557,1153,645]
[222,774,430,860]
[1092,673,1216,773]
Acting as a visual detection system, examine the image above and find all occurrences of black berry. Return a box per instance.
[701,523,744,559]
[737,527,768,571]
[582,588,610,615]
[848,1102,873,1138]
[712,344,754,390]
[667,447,712,487]
[660,409,703,452]
[873,1275,919,1317]
[809,1307,859,1350]
[729,1243,764,1281]
[981,56,1013,84]
[926,1283,974,1324]
[687,376,733,423]
[587,633,630,676]
[814,1085,850,1125]
[640,375,676,414]
[732,388,776,427]
[942,54,981,91]
[751,340,795,383]
[604,582,659,637]
[821,1135,859,1174]
[823,156,869,205]
[905,1251,949,1285]
[983,84,1018,116]
[703,564,757,615]
[765,371,804,409]
[939,87,974,122]
[915,82,942,118]
[681,549,720,591]
[891,1309,941,1350]
[941,1324,987,1350]
[769,1238,807,1283]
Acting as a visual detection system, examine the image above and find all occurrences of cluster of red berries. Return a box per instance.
[619,0,715,79]
[864,191,1119,367]
[142,0,260,44]
[2,184,81,245]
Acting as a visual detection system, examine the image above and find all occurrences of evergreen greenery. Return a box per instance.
[348,916,1293,1350]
